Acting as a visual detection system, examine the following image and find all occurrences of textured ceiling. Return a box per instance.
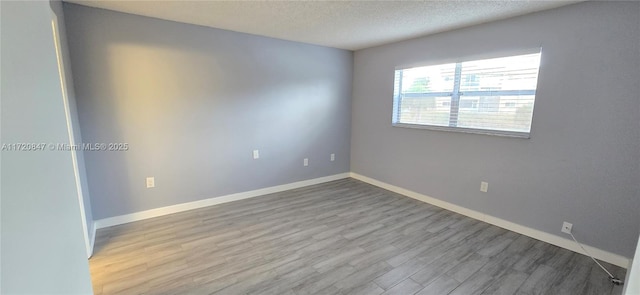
[63,1,581,50]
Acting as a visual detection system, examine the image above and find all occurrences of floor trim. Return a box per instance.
[350,172,631,269]
[94,173,350,231]
[88,222,96,258]
[91,171,630,269]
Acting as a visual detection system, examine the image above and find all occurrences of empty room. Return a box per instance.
[1,0,639,294]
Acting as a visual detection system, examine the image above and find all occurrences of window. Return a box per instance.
[392,51,541,138]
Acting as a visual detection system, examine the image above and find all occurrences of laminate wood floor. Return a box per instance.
[90,179,626,295]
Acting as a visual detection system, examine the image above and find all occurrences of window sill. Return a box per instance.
[392,122,530,139]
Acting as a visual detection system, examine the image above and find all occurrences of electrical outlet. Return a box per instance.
[330,153,335,162]
[253,150,259,159]
[303,158,309,166]
[480,181,489,192]
[561,222,573,234]
[146,177,155,188]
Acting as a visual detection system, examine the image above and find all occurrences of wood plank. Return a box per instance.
[88,179,626,295]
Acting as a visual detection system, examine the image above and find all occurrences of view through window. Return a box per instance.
[392,52,542,137]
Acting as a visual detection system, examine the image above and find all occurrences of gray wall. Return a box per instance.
[63,4,353,220]
[351,1,640,257]
[0,1,93,293]
[50,0,94,254]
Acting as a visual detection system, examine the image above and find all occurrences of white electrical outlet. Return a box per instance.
[561,222,573,234]
[253,150,260,159]
[480,181,489,192]
[303,158,309,166]
[330,153,335,162]
[146,177,155,188]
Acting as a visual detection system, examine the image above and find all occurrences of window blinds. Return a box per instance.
[393,52,542,137]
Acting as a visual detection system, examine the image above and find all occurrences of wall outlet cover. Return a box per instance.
[480,181,489,192]
[562,222,573,234]
[146,177,155,188]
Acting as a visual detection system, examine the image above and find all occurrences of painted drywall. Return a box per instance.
[351,1,640,258]
[0,1,93,293]
[50,0,94,257]
[63,3,353,220]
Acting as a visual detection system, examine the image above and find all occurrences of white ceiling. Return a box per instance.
[63,1,581,51]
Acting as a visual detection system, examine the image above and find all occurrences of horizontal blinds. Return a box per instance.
[393,52,541,135]
[456,95,535,132]
[400,63,456,94]
[459,53,541,92]
[398,96,451,127]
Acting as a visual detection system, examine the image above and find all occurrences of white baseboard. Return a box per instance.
[350,172,631,269]
[88,222,96,258]
[90,171,630,268]
[94,173,350,230]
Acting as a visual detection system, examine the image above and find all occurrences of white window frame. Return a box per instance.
[392,50,541,138]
